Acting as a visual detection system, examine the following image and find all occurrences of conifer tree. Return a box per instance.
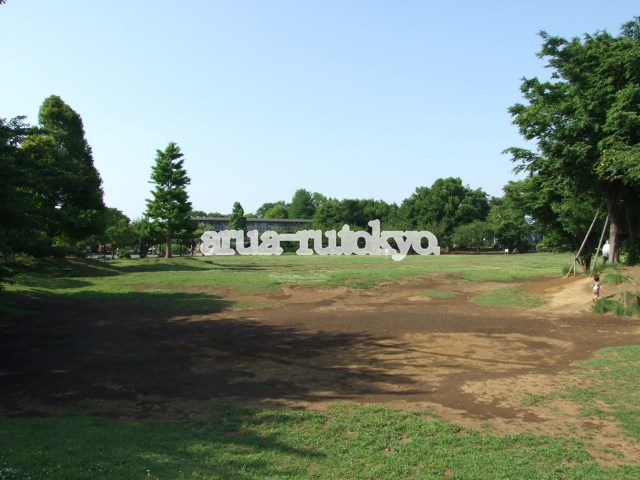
[145,142,195,258]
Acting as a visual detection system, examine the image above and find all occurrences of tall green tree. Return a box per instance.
[289,188,327,219]
[1,116,35,288]
[399,177,489,247]
[452,220,494,252]
[264,204,289,219]
[144,142,195,258]
[506,18,640,263]
[22,95,106,244]
[485,182,536,252]
[0,116,41,259]
[256,201,289,218]
[312,198,398,231]
[228,201,247,231]
[101,208,135,258]
[130,217,160,259]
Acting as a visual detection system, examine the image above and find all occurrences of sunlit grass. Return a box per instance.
[1,403,637,479]
[470,284,546,308]
[421,290,455,299]
[4,253,572,297]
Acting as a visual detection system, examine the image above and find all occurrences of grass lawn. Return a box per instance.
[3,252,570,309]
[1,359,640,479]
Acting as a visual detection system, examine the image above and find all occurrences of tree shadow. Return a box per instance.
[0,407,326,479]
[0,292,424,419]
[8,257,269,283]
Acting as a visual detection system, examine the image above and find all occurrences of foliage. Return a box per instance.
[312,198,399,231]
[228,201,247,231]
[520,177,601,254]
[100,208,135,255]
[264,203,288,219]
[486,181,534,251]
[285,189,328,220]
[130,217,161,258]
[255,201,285,218]
[26,95,106,243]
[1,96,106,284]
[602,271,631,286]
[399,177,489,247]
[451,220,493,251]
[288,188,316,218]
[144,142,196,258]
[0,115,44,259]
[506,18,640,263]
[592,294,640,316]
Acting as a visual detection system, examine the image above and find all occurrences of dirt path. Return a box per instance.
[2,272,640,464]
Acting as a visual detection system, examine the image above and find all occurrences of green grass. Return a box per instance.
[561,346,640,441]
[470,284,546,308]
[592,291,640,316]
[603,271,632,286]
[2,253,571,308]
[421,289,455,299]
[0,403,636,480]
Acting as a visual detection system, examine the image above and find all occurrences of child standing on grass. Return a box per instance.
[593,274,601,302]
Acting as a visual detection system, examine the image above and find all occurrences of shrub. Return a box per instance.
[603,271,630,285]
[592,291,640,316]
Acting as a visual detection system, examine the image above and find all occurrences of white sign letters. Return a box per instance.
[200,220,439,261]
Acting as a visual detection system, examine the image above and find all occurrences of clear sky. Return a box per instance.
[2,1,639,220]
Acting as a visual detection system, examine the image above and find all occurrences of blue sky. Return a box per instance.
[2,1,639,220]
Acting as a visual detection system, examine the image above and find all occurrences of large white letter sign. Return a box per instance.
[199,219,440,261]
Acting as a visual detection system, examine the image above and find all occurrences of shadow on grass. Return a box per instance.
[7,256,268,284]
[0,409,325,479]
[0,291,421,420]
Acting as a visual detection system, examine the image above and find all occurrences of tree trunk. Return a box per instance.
[165,234,172,258]
[605,182,622,263]
[626,207,639,265]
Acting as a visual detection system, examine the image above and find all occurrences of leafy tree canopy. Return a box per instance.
[399,177,489,246]
[22,95,106,243]
[289,189,327,219]
[506,17,640,262]
[264,204,289,219]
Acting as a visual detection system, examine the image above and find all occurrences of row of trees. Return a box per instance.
[241,178,531,253]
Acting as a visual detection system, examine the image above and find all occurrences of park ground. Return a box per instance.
[2,255,640,470]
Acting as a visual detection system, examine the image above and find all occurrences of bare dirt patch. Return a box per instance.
[2,270,640,464]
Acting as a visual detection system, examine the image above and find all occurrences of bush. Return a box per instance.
[623,241,639,266]
[0,263,15,291]
[593,291,640,316]
[603,271,631,285]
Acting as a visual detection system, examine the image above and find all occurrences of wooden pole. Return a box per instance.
[567,207,601,277]
[591,215,610,277]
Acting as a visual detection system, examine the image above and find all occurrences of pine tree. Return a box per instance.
[144,142,195,258]
[228,201,247,231]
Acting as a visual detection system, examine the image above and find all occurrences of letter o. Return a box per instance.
[410,231,440,256]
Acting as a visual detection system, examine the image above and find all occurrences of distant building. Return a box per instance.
[192,217,312,233]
